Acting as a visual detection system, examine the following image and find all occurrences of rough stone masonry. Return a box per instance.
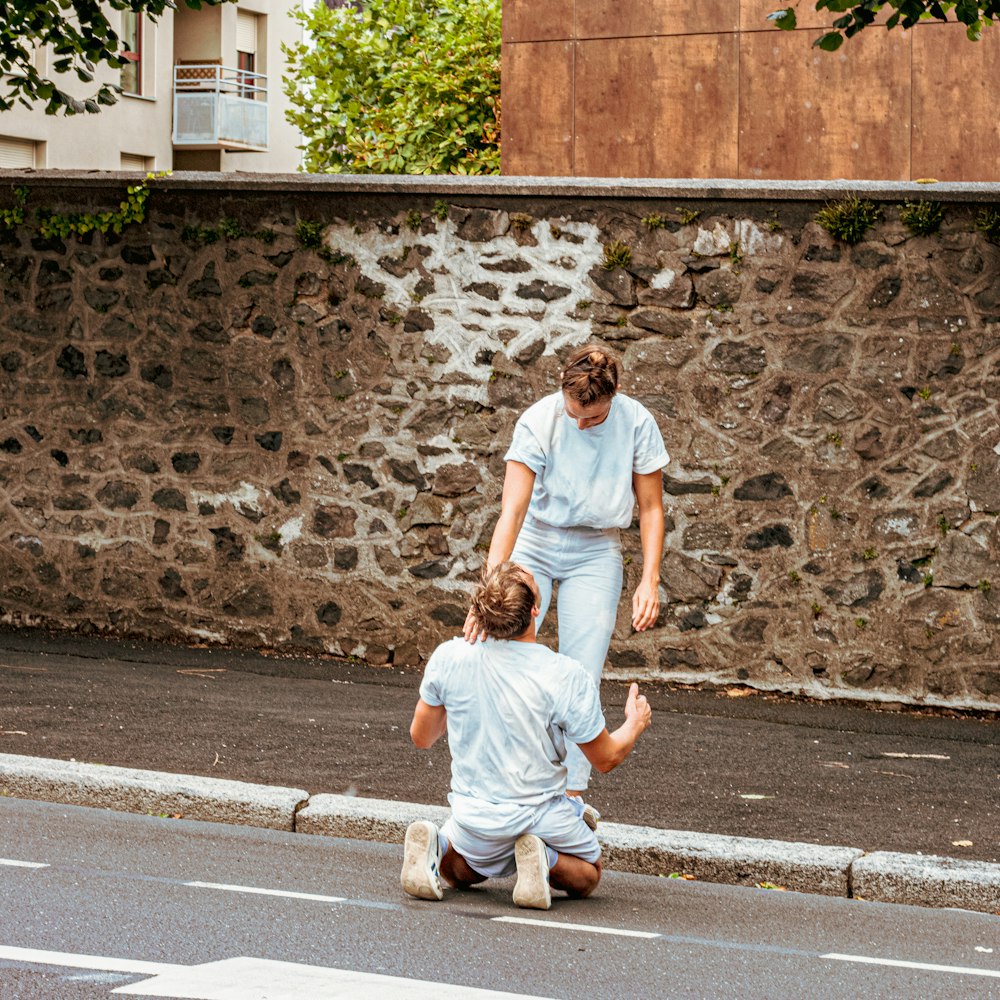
[0,175,998,708]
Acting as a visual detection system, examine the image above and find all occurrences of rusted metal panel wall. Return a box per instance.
[502,2,1000,181]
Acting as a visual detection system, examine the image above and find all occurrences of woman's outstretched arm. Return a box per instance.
[463,460,535,641]
[631,469,664,632]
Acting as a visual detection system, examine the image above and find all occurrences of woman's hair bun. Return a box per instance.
[561,343,621,405]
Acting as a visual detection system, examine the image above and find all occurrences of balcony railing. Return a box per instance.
[172,64,268,151]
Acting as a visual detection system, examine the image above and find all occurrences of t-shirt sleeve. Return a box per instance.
[552,658,606,745]
[633,410,670,475]
[503,416,547,475]
[418,647,447,707]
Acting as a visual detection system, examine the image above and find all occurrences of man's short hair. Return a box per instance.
[471,561,535,640]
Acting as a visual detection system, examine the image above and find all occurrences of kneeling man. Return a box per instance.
[401,561,652,910]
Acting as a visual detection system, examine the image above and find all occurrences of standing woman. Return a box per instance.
[465,344,668,801]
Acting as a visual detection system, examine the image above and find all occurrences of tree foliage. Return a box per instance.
[283,0,501,175]
[769,1,999,49]
[0,0,230,116]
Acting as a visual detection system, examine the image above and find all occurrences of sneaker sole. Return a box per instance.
[401,821,443,901]
[512,834,551,910]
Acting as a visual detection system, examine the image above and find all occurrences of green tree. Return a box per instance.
[1,0,231,116]
[770,1,998,48]
[283,0,500,175]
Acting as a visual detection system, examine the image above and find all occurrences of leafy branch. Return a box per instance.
[0,0,232,116]
[768,2,999,49]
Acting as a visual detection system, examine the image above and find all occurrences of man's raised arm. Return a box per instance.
[578,683,651,774]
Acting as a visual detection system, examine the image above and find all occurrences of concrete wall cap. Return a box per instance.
[0,168,997,203]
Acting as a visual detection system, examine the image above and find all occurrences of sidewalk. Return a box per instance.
[1,625,998,910]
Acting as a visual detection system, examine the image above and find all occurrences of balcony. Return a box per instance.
[172,64,268,151]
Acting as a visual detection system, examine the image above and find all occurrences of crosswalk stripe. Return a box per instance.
[114,956,560,999]
[0,945,175,976]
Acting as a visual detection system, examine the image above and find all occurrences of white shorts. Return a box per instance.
[442,793,600,879]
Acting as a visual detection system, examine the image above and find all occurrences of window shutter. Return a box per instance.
[121,153,148,171]
[236,11,257,55]
[0,136,35,169]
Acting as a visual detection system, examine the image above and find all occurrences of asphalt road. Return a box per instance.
[0,627,998,862]
[1,798,999,1000]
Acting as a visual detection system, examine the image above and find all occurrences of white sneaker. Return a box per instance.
[512,834,551,910]
[401,820,444,901]
[567,793,600,832]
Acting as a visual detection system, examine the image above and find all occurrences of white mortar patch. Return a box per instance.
[277,516,303,545]
[881,516,915,536]
[327,218,601,387]
[191,482,262,512]
[692,220,782,257]
[649,268,678,290]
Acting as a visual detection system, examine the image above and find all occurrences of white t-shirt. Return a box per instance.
[504,392,669,529]
[419,637,606,808]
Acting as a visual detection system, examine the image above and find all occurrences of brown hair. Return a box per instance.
[561,344,621,406]
[470,561,536,640]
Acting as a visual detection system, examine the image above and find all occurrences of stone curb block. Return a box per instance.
[7,755,1000,911]
[297,793,450,841]
[297,797,860,897]
[598,822,863,896]
[851,851,1000,915]
[0,754,307,832]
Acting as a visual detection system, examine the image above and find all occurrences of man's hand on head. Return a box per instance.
[463,607,487,644]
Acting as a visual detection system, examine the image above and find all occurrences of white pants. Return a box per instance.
[512,514,623,791]
[443,792,601,879]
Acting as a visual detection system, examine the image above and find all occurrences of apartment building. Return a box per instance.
[0,0,303,173]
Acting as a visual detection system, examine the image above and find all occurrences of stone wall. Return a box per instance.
[1,173,999,708]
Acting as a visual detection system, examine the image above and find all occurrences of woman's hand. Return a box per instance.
[463,607,487,644]
[631,469,664,633]
[631,578,660,632]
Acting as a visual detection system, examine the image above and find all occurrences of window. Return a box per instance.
[121,12,142,95]
[121,152,152,171]
[0,136,37,169]
[236,11,258,97]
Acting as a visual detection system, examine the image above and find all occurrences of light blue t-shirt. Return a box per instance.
[504,391,669,529]
[419,637,606,808]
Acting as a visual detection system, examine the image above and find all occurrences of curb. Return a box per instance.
[3,754,998,914]
[0,754,306,831]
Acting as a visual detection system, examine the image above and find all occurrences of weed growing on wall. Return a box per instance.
[899,200,944,236]
[815,196,882,244]
[295,220,326,249]
[0,186,28,229]
[2,172,170,240]
[975,207,1000,243]
[602,240,632,270]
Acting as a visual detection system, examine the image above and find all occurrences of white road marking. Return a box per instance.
[823,953,1000,979]
[0,945,175,976]
[0,858,48,869]
[881,752,951,760]
[0,949,556,999]
[492,915,660,939]
[184,880,347,904]
[114,956,558,999]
